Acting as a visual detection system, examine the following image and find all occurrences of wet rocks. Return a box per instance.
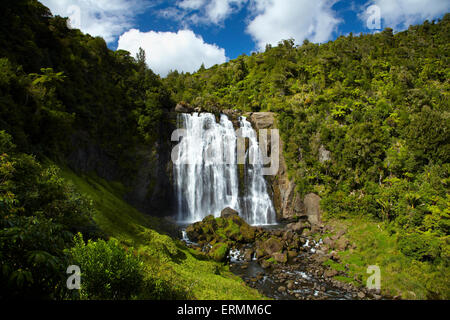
[261,238,283,256]
[243,248,254,262]
[277,286,287,293]
[272,252,288,264]
[286,221,310,234]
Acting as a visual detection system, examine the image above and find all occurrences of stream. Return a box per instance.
[180,224,368,301]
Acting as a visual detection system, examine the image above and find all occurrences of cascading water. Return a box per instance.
[173,112,276,225]
[239,117,276,225]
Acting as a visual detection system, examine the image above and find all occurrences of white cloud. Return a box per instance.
[361,0,450,30]
[246,0,341,51]
[171,0,247,25]
[117,29,227,76]
[40,0,149,43]
[179,0,207,10]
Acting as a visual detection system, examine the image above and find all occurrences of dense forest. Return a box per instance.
[0,0,448,300]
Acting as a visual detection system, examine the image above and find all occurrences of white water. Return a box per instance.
[173,113,276,225]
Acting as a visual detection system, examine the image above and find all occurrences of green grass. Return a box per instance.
[58,165,265,300]
[323,217,450,299]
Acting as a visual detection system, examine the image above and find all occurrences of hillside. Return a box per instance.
[0,0,448,300]
[164,16,450,299]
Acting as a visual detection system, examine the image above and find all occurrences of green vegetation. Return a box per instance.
[69,233,144,300]
[165,16,449,299]
[322,218,450,299]
[0,0,263,300]
[0,0,448,300]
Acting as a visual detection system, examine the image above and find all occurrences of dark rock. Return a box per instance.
[262,238,283,256]
[287,280,295,290]
[175,102,194,113]
[220,207,239,218]
[243,248,254,262]
[287,221,309,234]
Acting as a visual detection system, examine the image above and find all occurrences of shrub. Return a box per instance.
[398,233,441,262]
[69,233,144,300]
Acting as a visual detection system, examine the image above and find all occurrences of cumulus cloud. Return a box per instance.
[117,29,227,76]
[246,0,341,51]
[361,0,450,30]
[40,0,149,43]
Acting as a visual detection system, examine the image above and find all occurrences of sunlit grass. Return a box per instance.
[323,217,450,299]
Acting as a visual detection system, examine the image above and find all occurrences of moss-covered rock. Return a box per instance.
[186,210,258,247]
[209,243,230,262]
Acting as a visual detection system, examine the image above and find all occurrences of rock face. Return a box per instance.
[304,193,322,225]
[67,124,175,217]
[318,145,331,163]
[249,112,276,130]
[249,111,322,225]
[287,221,310,234]
[175,102,194,113]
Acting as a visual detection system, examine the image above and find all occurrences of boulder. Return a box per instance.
[208,243,229,262]
[287,221,310,234]
[260,259,272,269]
[186,212,256,245]
[286,280,295,290]
[243,248,254,262]
[221,207,239,219]
[304,193,322,225]
[324,269,338,278]
[277,286,286,293]
[287,250,298,260]
[262,238,283,256]
[318,145,331,163]
[272,252,288,264]
[249,112,275,130]
[336,237,350,251]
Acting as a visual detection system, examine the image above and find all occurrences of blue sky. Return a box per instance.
[41,0,449,76]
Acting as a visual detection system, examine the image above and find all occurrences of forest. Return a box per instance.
[0,0,448,300]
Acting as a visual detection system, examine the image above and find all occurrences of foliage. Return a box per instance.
[0,132,96,299]
[69,233,144,300]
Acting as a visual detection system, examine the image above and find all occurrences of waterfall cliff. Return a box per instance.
[173,112,276,225]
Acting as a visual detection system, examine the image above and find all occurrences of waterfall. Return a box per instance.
[173,112,276,226]
[239,117,276,225]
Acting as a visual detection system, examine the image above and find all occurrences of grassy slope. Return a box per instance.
[317,217,450,300]
[58,165,265,300]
